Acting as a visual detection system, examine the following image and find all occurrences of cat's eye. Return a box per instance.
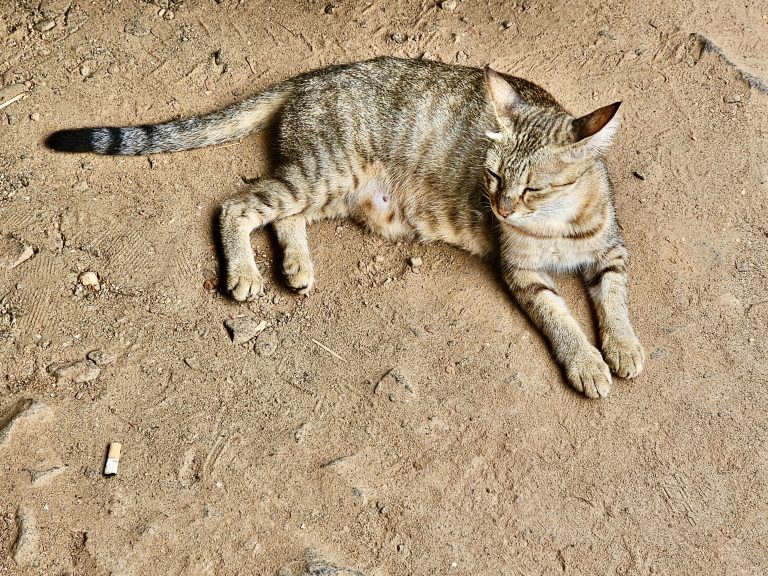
[485,168,504,188]
[523,187,544,194]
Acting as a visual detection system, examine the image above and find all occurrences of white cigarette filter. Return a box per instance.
[104,442,121,475]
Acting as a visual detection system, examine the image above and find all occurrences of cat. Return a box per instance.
[46,56,644,399]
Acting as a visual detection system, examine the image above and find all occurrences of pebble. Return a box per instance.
[87,350,115,366]
[391,32,407,44]
[224,316,268,345]
[79,65,90,77]
[735,260,750,272]
[650,348,665,360]
[324,3,337,14]
[723,94,742,103]
[79,271,100,290]
[184,357,200,370]
[439,0,458,10]
[632,170,646,180]
[374,368,416,403]
[48,359,100,383]
[374,255,385,263]
[124,20,150,37]
[409,256,422,267]
[255,332,279,357]
[30,113,40,121]
[33,19,55,32]
[456,50,469,62]
[27,465,67,486]
[163,10,175,20]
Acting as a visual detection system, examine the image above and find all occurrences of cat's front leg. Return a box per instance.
[505,267,612,398]
[582,245,645,379]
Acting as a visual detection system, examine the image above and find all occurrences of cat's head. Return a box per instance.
[482,66,620,225]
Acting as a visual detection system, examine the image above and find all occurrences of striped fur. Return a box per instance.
[47,57,643,398]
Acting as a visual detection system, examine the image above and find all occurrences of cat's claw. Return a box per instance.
[282,252,314,294]
[566,344,612,399]
[602,334,644,379]
[227,262,265,301]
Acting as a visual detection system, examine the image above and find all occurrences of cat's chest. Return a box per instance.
[502,232,604,272]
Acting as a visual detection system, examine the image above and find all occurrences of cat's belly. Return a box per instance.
[504,234,600,272]
[347,177,414,240]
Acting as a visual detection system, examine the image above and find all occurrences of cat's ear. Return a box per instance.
[484,65,524,125]
[567,102,621,158]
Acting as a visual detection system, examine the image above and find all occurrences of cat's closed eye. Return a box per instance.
[485,167,504,189]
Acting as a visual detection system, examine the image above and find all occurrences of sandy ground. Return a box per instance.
[1,1,767,574]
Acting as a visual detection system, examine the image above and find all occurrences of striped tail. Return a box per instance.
[45,85,291,155]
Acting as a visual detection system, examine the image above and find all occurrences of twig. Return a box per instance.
[0,93,25,111]
[311,339,348,363]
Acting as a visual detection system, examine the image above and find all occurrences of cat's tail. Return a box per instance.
[45,84,292,155]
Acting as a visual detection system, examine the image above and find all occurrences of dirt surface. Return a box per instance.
[1,1,767,574]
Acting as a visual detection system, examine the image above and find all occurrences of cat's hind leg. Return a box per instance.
[273,215,314,294]
[220,177,306,301]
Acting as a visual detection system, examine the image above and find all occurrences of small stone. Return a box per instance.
[184,357,200,370]
[79,271,100,290]
[224,316,268,345]
[374,255,385,263]
[255,332,279,357]
[30,113,40,121]
[74,391,85,400]
[48,360,100,383]
[79,65,90,77]
[723,94,742,104]
[87,350,115,366]
[650,348,664,360]
[74,181,89,191]
[439,0,458,10]
[124,20,150,37]
[735,260,750,272]
[27,465,67,486]
[409,256,422,267]
[456,49,469,62]
[157,8,166,17]
[12,507,36,567]
[391,32,407,44]
[163,10,175,20]
[34,19,56,32]
[632,170,646,180]
[0,399,53,448]
[324,3,336,14]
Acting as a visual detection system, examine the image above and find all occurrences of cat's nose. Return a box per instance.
[497,196,514,218]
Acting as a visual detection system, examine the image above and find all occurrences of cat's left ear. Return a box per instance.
[484,65,525,127]
[567,102,621,158]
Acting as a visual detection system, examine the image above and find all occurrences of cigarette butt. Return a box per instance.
[104,442,121,476]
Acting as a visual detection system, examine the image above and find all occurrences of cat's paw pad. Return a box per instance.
[282,252,314,294]
[566,345,612,399]
[602,334,644,379]
[226,261,265,301]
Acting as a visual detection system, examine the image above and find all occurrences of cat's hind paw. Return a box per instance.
[226,261,265,301]
[566,344,612,399]
[602,334,644,379]
[282,251,314,294]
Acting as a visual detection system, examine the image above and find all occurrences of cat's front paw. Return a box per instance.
[565,344,612,399]
[602,333,644,379]
[226,261,265,301]
[282,251,314,294]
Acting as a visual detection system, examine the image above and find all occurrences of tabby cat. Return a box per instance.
[47,57,644,398]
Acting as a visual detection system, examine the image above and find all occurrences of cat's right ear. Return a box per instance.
[484,65,524,126]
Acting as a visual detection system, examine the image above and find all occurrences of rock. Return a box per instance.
[723,94,742,103]
[87,350,115,366]
[79,65,90,77]
[324,3,337,14]
[79,271,100,290]
[374,368,416,403]
[33,19,55,32]
[633,170,646,180]
[48,359,101,383]
[280,549,366,576]
[163,10,175,20]
[255,331,279,357]
[735,260,750,272]
[650,348,665,360]
[224,316,268,345]
[30,112,40,121]
[391,32,407,44]
[10,245,34,270]
[124,20,150,37]
[0,399,53,448]
[409,256,422,267]
[26,464,67,486]
[184,357,200,370]
[439,0,458,10]
[12,507,37,567]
